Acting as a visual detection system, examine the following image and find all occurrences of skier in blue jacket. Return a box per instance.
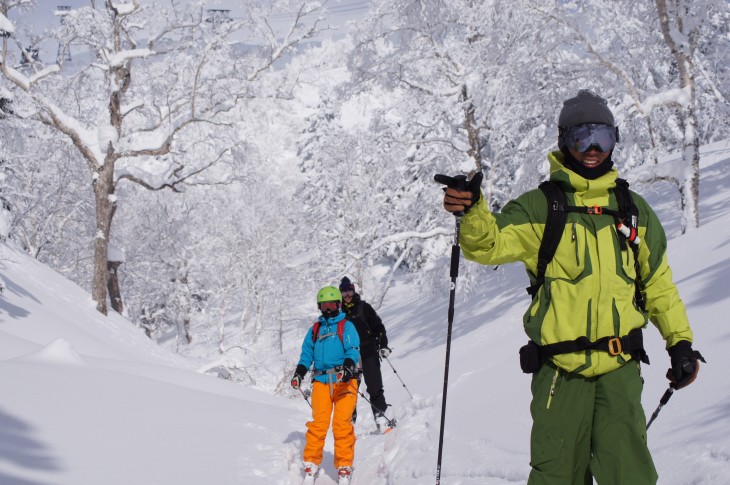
[291,286,360,483]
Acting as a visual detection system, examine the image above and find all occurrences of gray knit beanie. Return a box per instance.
[558,90,615,128]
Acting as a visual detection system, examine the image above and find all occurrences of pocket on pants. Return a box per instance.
[530,432,564,472]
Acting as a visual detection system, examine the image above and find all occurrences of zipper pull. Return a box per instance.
[571,222,576,241]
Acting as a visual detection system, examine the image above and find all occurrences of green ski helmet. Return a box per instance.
[317,286,342,304]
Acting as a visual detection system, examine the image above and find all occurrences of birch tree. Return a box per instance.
[653,0,720,231]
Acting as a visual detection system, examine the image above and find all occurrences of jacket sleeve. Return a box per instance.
[459,192,542,271]
[364,302,388,348]
[343,321,361,365]
[635,195,693,348]
[297,327,315,369]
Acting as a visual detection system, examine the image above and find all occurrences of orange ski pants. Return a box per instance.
[303,379,358,468]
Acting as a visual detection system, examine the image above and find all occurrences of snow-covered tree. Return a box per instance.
[0,0,327,314]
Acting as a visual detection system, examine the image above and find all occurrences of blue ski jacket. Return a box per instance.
[297,311,360,384]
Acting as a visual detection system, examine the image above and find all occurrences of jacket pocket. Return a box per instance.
[617,240,637,280]
[547,221,586,281]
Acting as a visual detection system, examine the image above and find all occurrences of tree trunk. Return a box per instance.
[107,260,124,314]
[92,164,116,315]
[655,0,701,232]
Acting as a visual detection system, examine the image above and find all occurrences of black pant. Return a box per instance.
[360,353,388,416]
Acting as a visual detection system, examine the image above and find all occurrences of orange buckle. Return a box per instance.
[608,337,623,356]
[588,205,603,215]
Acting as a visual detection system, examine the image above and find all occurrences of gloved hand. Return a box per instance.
[378,333,389,351]
[339,358,357,383]
[666,341,706,389]
[434,172,483,215]
[378,347,391,359]
[291,364,308,389]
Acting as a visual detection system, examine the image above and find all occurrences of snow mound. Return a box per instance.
[16,338,86,366]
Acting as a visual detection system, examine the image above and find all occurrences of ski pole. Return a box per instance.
[433,173,470,485]
[646,387,674,430]
[383,353,414,400]
[356,389,397,428]
[298,387,312,408]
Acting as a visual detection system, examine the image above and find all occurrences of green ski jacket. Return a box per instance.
[460,151,693,376]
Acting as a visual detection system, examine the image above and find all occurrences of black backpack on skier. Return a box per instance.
[519,178,649,373]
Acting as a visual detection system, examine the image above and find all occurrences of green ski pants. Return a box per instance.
[527,360,658,485]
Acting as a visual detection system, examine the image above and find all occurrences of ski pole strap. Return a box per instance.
[520,328,649,373]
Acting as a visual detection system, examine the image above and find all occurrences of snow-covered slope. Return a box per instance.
[0,139,729,485]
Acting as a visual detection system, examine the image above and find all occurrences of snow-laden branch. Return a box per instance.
[1,61,60,90]
[640,87,691,113]
[37,98,104,168]
[110,0,140,16]
[0,11,15,34]
[100,47,154,69]
[115,144,239,192]
[344,227,453,261]
[248,2,327,82]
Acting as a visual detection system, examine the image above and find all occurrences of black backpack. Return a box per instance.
[525,178,645,312]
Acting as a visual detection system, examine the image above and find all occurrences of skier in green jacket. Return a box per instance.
[440,90,704,484]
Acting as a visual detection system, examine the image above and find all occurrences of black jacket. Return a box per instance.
[342,293,387,358]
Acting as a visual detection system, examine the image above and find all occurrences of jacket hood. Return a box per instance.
[548,150,618,199]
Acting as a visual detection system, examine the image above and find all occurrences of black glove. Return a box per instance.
[378,333,389,351]
[666,341,706,390]
[435,172,483,215]
[339,358,357,383]
[291,364,307,389]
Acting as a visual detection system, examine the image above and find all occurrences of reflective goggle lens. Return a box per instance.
[320,301,338,311]
[564,123,616,153]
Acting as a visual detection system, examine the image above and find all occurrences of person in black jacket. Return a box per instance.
[339,276,391,429]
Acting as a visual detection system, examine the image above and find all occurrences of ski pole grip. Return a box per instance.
[434,173,468,190]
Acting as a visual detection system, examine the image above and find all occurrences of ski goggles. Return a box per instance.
[562,123,617,153]
[341,290,354,297]
[319,301,339,311]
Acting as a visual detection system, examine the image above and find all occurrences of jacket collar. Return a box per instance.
[547,150,618,202]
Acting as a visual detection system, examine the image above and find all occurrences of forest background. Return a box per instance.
[0,0,728,392]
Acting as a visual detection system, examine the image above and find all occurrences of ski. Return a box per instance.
[301,472,316,484]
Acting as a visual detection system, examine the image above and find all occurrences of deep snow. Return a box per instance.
[1,139,729,484]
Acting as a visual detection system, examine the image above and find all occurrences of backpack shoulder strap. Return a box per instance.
[527,181,568,297]
[613,178,646,312]
[312,319,347,346]
[337,319,346,344]
[613,178,640,242]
